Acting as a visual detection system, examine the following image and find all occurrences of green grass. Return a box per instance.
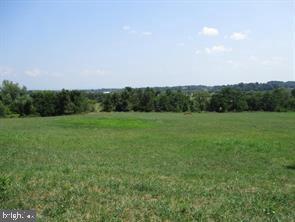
[0,112,294,221]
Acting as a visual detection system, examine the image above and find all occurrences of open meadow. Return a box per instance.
[0,112,294,221]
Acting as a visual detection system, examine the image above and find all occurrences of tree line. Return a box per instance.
[0,80,94,117]
[82,81,295,94]
[102,87,295,112]
[1,80,295,118]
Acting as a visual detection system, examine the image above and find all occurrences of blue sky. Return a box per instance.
[0,0,294,89]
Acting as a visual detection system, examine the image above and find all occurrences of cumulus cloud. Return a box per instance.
[199,26,219,37]
[129,30,137,34]
[226,60,241,68]
[249,56,285,66]
[122,25,131,31]
[122,25,138,34]
[142,31,152,36]
[230,32,247,40]
[122,25,152,36]
[205,45,232,54]
[0,66,14,77]
[25,68,44,77]
[195,50,201,54]
[81,69,108,77]
[249,56,258,61]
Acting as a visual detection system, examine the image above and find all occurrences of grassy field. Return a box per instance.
[0,112,294,221]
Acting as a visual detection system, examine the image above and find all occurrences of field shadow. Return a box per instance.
[284,165,295,170]
[54,117,155,129]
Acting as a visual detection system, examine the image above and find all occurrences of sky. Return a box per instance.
[0,0,294,90]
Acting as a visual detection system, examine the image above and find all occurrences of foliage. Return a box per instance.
[0,101,8,117]
[0,80,93,117]
[83,81,295,94]
[1,80,295,118]
[101,86,295,113]
[210,88,248,112]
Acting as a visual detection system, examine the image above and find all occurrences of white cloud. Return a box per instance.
[199,26,219,37]
[0,66,14,77]
[81,69,108,77]
[230,32,247,40]
[187,35,193,40]
[122,25,152,36]
[129,30,137,34]
[195,50,201,54]
[122,25,131,31]
[249,56,285,66]
[122,25,137,34]
[205,45,232,54]
[226,60,241,68]
[249,56,258,61]
[142,31,152,36]
[25,68,44,77]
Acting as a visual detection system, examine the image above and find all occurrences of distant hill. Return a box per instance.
[83,81,295,94]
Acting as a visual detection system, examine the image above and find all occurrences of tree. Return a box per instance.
[0,80,33,116]
[155,93,169,112]
[209,88,248,112]
[55,89,74,115]
[245,92,263,111]
[192,91,210,112]
[138,88,155,112]
[31,91,57,116]
[69,90,90,113]
[102,94,113,112]
[0,101,8,117]
[271,88,290,112]
[13,95,34,116]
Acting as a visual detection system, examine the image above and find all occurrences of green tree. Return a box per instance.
[0,101,8,117]
[138,88,155,112]
[192,91,211,112]
[31,91,58,116]
[56,89,74,115]
[210,88,248,112]
[102,94,113,112]
[271,88,290,111]
[245,92,263,111]
[13,95,34,116]
[0,80,33,116]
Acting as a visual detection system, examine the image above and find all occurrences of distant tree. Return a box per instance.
[116,87,133,112]
[137,88,155,112]
[55,89,74,115]
[0,101,8,117]
[101,94,113,112]
[155,93,169,112]
[0,80,26,103]
[271,88,290,111]
[13,95,34,116]
[69,90,90,113]
[0,80,33,116]
[210,88,248,112]
[210,93,225,112]
[192,91,211,112]
[31,91,57,116]
[245,92,263,111]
